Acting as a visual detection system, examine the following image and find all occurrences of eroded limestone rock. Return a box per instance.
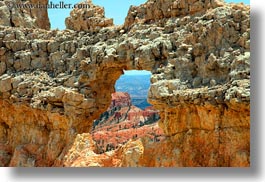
[0,0,50,30]
[0,0,250,167]
[65,0,113,32]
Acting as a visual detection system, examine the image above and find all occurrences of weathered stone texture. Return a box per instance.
[65,0,113,32]
[0,0,250,167]
[0,0,50,30]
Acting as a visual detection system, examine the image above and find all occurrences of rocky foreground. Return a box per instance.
[0,0,250,167]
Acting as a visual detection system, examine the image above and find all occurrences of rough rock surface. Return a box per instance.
[0,0,50,30]
[0,0,250,167]
[63,132,146,167]
[92,92,162,153]
[124,0,225,28]
[65,0,113,32]
[109,92,132,108]
[63,133,121,167]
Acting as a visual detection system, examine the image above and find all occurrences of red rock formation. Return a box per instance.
[109,92,131,108]
[92,92,163,153]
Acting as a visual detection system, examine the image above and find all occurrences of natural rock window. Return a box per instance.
[91,70,164,153]
[0,0,250,167]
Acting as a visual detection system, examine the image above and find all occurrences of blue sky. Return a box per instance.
[124,70,151,75]
[226,0,250,4]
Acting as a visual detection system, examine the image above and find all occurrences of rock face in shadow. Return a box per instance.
[0,0,250,167]
[0,0,50,30]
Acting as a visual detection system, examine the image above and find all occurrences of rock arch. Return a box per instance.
[0,0,250,167]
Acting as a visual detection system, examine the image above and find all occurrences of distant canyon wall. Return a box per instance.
[0,0,250,167]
